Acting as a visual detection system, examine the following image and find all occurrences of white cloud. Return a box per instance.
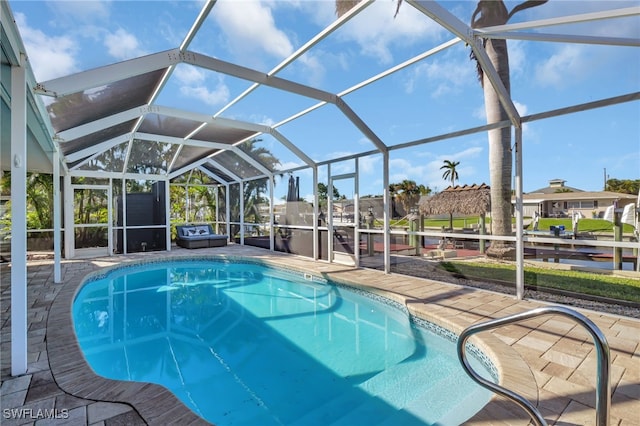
[508,40,526,77]
[173,65,230,106]
[174,65,206,85]
[297,52,326,86]
[179,74,230,106]
[247,114,276,127]
[213,0,294,62]
[104,29,146,60]
[337,1,444,64]
[14,13,79,81]
[405,58,475,97]
[535,45,586,88]
[47,0,111,26]
[472,103,486,121]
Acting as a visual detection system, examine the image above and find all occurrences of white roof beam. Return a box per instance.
[197,165,229,186]
[478,32,640,47]
[197,116,314,169]
[135,132,237,150]
[168,156,241,183]
[180,0,217,52]
[391,92,640,152]
[69,139,132,171]
[277,163,312,175]
[154,105,269,137]
[340,37,461,96]
[477,6,640,34]
[183,51,337,103]
[273,101,328,129]
[121,139,135,174]
[407,0,472,44]
[68,169,167,181]
[407,0,521,128]
[206,159,243,183]
[57,107,147,141]
[211,116,270,134]
[316,149,379,167]
[269,130,315,167]
[153,105,213,123]
[272,37,461,130]
[35,48,182,97]
[335,98,388,153]
[65,133,132,163]
[167,144,184,173]
[1,1,23,65]
[134,132,272,177]
[168,160,203,180]
[228,146,273,178]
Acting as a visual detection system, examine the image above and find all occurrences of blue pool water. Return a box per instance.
[73,259,495,425]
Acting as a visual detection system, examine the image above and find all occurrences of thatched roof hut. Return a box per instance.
[419,184,491,216]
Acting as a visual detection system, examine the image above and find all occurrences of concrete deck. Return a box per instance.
[1,245,638,425]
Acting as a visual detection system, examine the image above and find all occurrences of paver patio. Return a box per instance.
[1,245,638,425]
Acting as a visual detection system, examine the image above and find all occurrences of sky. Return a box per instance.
[8,0,640,203]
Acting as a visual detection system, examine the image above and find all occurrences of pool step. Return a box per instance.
[356,355,455,408]
[290,356,458,426]
[376,372,491,426]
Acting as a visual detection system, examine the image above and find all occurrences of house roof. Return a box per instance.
[520,191,637,203]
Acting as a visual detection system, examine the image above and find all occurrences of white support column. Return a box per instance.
[215,185,219,233]
[225,184,231,239]
[239,182,245,245]
[383,152,390,273]
[327,164,333,263]
[63,174,74,259]
[515,127,525,299]
[165,178,171,251]
[312,167,319,260]
[122,179,128,254]
[185,184,190,222]
[53,151,61,283]
[107,182,113,256]
[269,176,275,251]
[11,55,28,376]
[354,158,360,268]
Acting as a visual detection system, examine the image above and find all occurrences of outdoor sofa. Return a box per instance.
[175,224,228,249]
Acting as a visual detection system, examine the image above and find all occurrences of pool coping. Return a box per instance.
[48,252,538,425]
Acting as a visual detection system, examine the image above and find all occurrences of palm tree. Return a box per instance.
[336,0,548,258]
[218,138,280,237]
[470,0,548,258]
[389,180,430,216]
[440,160,460,188]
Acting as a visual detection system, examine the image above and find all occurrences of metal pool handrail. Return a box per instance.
[457,305,611,426]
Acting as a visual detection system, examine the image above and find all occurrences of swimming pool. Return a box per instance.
[73,258,496,425]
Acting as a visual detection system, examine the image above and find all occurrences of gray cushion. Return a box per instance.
[196,225,209,235]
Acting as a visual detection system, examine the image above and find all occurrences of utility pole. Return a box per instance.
[603,168,607,191]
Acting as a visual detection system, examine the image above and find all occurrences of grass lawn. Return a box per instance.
[382,216,635,235]
[439,260,640,303]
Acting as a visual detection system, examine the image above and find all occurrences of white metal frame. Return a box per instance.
[4,0,640,379]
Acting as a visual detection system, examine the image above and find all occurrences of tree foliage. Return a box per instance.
[389,179,430,216]
[606,179,639,195]
[440,160,460,188]
[317,182,342,201]
[216,139,280,236]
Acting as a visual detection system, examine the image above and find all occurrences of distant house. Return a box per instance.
[515,179,637,218]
